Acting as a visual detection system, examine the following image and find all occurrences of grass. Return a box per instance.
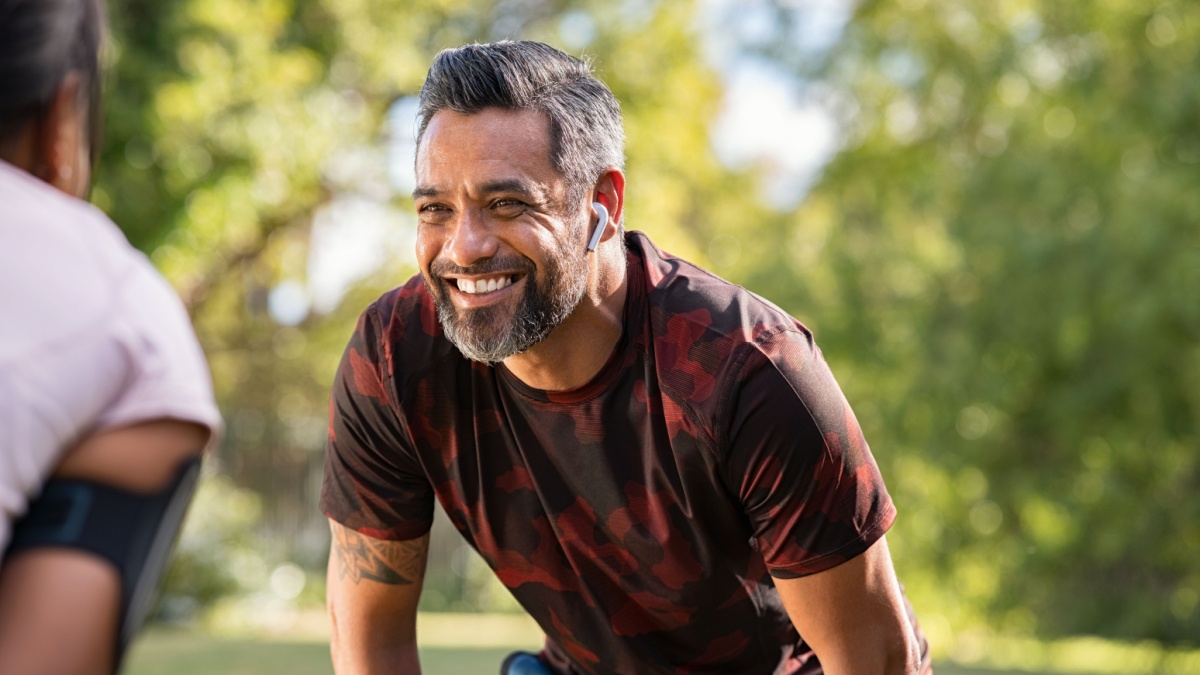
[123,632,515,675]
[123,612,1198,675]
[123,631,1105,675]
[123,611,544,675]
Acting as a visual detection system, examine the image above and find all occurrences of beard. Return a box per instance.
[426,229,590,364]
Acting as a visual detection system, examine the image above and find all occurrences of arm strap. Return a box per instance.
[4,458,201,670]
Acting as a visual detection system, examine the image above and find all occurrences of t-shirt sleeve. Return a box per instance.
[319,306,434,541]
[94,259,221,438]
[723,328,895,579]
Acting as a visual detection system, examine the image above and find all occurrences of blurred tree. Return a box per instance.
[96,0,1200,646]
[750,0,1200,645]
[94,0,758,609]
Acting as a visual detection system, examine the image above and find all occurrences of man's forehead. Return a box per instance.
[419,107,552,155]
[415,107,562,190]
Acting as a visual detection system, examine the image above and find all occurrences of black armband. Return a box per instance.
[4,458,202,667]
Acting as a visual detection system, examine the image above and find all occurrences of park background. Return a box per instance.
[83,0,1199,672]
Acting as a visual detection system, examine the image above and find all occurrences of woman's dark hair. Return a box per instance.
[0,0,105,161]
[416,41,625,202]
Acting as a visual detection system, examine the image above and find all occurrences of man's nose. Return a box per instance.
[445,208,499,268]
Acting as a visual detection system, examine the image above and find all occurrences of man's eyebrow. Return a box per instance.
[412,186,440,200]
[479,179,544,200]
[412,180,550,203]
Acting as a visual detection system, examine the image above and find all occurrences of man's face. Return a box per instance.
[413,107,590,363]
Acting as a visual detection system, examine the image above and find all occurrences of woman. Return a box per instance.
[0,1,221,672]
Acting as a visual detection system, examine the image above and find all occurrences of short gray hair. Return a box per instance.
[416,41,625,200]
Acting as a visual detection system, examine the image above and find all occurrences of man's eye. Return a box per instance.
[418,204,451,216]
[493,199,525,212]
[417,205,453,225]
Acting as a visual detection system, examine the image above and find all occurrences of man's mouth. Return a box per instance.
[451,274,521,295]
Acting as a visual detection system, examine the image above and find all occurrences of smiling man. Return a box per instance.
[321,41,930,675]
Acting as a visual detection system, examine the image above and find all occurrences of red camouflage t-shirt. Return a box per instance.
[321,232,921,674]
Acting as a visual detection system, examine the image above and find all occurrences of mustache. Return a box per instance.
[430,255,536,278]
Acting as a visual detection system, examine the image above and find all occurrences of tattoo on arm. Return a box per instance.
[331,527,428,586]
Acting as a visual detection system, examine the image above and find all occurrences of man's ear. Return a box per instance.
[37,72,91,198]
[592,167,626,245]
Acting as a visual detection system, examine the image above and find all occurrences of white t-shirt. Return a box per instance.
[0,160,221,560]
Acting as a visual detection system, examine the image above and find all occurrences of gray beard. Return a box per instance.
[430,244,589,364]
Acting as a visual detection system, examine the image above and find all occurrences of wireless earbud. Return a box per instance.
[587,201,608,252]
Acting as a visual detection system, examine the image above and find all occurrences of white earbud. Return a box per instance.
[587,201,608,252]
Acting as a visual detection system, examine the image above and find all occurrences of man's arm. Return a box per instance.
[774,535,920,675]
[327,520,429,674]
[0,418,209,675]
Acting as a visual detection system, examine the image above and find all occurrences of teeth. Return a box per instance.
[456,276,512,294]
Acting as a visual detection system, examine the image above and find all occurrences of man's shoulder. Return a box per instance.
[626,231,818,443]
[628,231,806,348]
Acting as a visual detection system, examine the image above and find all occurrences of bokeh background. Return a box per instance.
[86,0,1199,672]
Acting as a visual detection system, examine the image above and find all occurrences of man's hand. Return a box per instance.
[774,536,923,675]
[327,521,429,674]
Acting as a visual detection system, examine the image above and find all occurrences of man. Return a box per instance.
[0,1,220,672]
[322,40,929,674]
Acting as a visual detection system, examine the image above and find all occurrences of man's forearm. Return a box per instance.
[326,525,429,675]
[327,575,423,675]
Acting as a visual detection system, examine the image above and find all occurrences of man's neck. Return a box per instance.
[501,243,629,392]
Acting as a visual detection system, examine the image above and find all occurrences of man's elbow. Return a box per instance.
[326,568,349,670]
[327,604,346,672]
[883,628,923,675]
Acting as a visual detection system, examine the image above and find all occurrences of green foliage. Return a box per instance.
[158,473,265,619]
[93,0,1197,648]
[122,629,1200,675]
[755,0,1200,645]
[96,0,754,617]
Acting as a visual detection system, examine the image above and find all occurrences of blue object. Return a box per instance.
[500,651,554,675]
